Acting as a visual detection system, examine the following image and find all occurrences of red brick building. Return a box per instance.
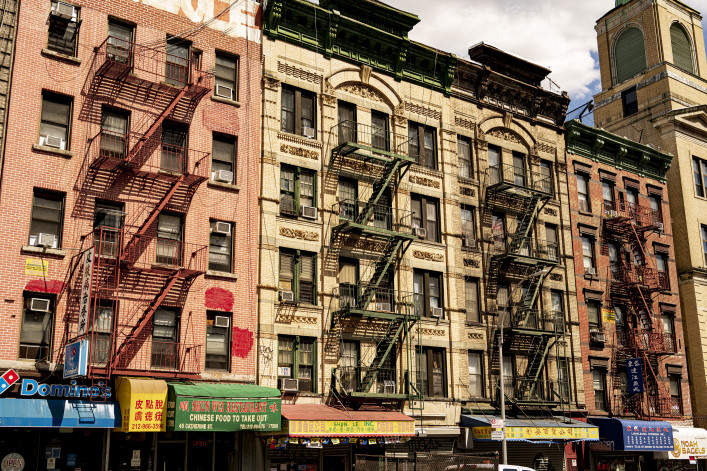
[566,120,690,467]
[0,0,264,468]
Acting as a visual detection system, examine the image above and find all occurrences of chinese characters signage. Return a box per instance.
[472,426,598,441]
[116,378,167,432]
[168,397,281,432]
[622,423,673,450]
[77,248,94,337]
[627,358,644,394]
[285,419,415,437]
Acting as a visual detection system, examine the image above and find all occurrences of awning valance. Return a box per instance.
[589,417,673,451]
[0,398,120,428]
[167,382,281,432]
[460,415,599,442]
[116,377,168,432]
[655,427,707,459]
[282,404,414,437]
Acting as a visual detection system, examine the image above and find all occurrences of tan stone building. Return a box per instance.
[594,0,707,426]
[258,0,585,468]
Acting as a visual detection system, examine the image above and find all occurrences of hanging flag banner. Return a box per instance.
[627,358,644,394]
[77,248,94,337]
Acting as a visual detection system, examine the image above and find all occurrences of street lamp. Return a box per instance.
[498,268,548,465]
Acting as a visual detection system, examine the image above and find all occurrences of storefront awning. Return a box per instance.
[167,382,281,432]
[589,417,673,451]
[0,398,120,428]
[460,415,599,442]
[116,377,168,432]
[282,404,414,437]
[655,427,707,459]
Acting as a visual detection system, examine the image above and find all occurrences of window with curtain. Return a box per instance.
[29,190,64,248]
[587,302,601,330]
[107,20,133,64]
[614,27,646,84]
[461,205,475,248]
[206,311,230,371]
[40,92,72,150]
[670,23,694,74]
[577,173,590,212]
[90,301,114,365]
[281,86,316,137]
[662,314,675,353]
[279,249,316,304]
[458,136,472,178]
[414,270,442,318]
[465,278,479,323]
[152,308,178,369]
[156,213,183,267]
[161,121,188,173]
[100,107,128,159]
[338,258,358,309]
[211,134,237,183]
[418,347,446,398]
[411,194,440,242]
[214,53,239,100]
[339,340,358,392]
[649,194,662,223]
[582,235,596,273]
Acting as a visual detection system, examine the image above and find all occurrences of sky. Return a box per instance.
[374,0,707,119]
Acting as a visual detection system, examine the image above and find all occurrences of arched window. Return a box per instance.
[671,23,694,74]
[614,27,647,84]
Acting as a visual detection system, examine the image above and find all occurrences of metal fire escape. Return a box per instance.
[62,37,213,379]
[326,121,421,406]
[603,200,679,419]
[482,162,566,410]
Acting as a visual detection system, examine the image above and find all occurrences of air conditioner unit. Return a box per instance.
[214,169,234,184]
[414,227,427,239]
[657,222,664,232]
[280,290,294,302]
[212,221,231,235]
[214,316,230,328]
[431,307,443,318]
[376,302,392,312]
[383,380,395,394]
[51,1,77,21]
[279,378,299,393]
[586,267,597,276]
[590,329,606,343]
[464,236,477,249]
[40,135,66,150]
[37,233,57,248]
[214,84,234,100]
[301,206,318,220]
[30,298,50,312]
[302,127,315,139]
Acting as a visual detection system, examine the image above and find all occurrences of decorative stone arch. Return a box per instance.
[478,116,535,152]
[325,68,402,110]
[610,23,648,85]
[669,20,696,75]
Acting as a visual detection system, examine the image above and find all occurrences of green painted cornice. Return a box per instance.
[565,120,673,183]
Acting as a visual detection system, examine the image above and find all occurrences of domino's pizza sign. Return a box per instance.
[0,370,19,395]
[64,340,89,379]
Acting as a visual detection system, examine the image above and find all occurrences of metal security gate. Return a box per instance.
[355,451,498,471]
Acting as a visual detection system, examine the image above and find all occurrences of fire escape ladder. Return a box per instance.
[355,159,402,227]
[358,238,406,311]
[358,317,406,394]
[509,194,542,254]
[517,335,551,399]
[641,350,672,418]
[516,273,547,327]
[110,271,182,368]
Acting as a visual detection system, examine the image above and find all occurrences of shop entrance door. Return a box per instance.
[323,455,347,470]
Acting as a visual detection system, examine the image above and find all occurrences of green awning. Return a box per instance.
[167,383,281,432]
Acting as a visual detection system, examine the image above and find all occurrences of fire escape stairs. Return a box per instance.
[358,317,406,394]
[354,158,402,227]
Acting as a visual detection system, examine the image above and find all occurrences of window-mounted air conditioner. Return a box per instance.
[212,221,231,236]
[214,84,234,101]
[37,233,57,248]
[376,302,392,312]
[214,316,230,328]
[40,135,66,150]
[302,127,315,139]
[586,267,597,276]
[30,298,51,312]
[213,169,234,184]
[383,380,395,394]
[279,290,295,302]
[279,378,298,393]
[301,206,318,220]
[50,1,77,21]
[590,329,606,343]
[431,307,443,318]
[414,227,427,239]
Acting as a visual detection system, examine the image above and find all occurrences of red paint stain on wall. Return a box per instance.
[25,279,65,293]
[232,327,253,358]
[204,287,233,311]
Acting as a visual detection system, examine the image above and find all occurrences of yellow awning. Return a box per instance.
[116,377,168,432]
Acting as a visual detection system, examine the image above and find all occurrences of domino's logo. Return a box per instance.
[0,369,19,395]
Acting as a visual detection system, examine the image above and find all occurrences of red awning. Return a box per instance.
[282,404,415,437]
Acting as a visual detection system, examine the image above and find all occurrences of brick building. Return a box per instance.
[0,0,267,470]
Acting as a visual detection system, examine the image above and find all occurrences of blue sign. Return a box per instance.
[627,358,644,394]
[63,340,89,379]
[67,453,76,466]
[591,418,674,451]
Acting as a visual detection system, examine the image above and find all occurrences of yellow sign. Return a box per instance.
[116,377,168,432]
[286,419,415,437]
[472,426,598,441]
[24,259,48,276]
[602,309,615,323]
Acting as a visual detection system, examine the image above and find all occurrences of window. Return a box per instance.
[411,194,440,242]
[512,152,526,187]
[19,295,54,360]
[614,27,646,84]
[467,352,484,398]
[418,347,446,398]
[488,145,501,179]
[458,136,472,178]
[206,312,230,371]
[545,223,558,260]
[107,20,133,64]
[608,242,619,279]
[465,278,480,323]
[100,107,129,159]
[39,92,72,150]
[371,111,389,151]
[558,358,570,402]
[214,52,238,101]
[702,225,707,266]
[209,220,233,273]
[587,302,601,330]
[161,121,188,173]
[582,235,596,274]
[662,313,676,353]
[593,369,607,411]
[156,213,182,267]
[695,157,707,198]
[338,178,357,221]
[626,187,638,205]
[656,252,668,289]
[211,134,236,184]
[540,160,552,194]
[670,23,694,74]
[339,340,359,392]
[152,308,179,369]
[461,205,476,249]
[649,194,662,223]
[47,1,80,57]
[93,200,123,257]
[577,173,590,212]
[551,290,564,329]
[90,301,113,365]
[165,36,190,88]
[278,335,316,393]
[414,270,443,318]
[621,87,638,117]
[280,165,316,217]
[669,374,683,414]
[29,190,64,248]
[281,85,316,138]
[409,122,436,169]
[337,101,356,143]
[338,258,358,309]
[602,180,615,205]
[279,249,317,304]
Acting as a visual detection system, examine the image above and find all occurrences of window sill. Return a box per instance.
[578,210,594,217]
[21,245,67,258]
[32,144,73,159]
[464,397,491,403]
[465,321,485,328]
[207,180,240,192]
[210,95,241,107]
[41,48,81,65]
[584,274,598,281]
[205,270,239,280]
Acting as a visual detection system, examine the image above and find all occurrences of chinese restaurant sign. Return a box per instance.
[623,423,673,450]
[627,358,644,394]
[167,398,281,432]
[472,426,598,441]
[285,419,415,437]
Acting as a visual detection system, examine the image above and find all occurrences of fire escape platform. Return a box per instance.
[332,222,417,241]
[332,140,416,165]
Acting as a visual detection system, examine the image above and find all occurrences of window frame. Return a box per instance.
[29,189,65,248]
[467,351,484,398]
[414,269,443,319]
[411,193,440,242]
[205,311,231,371]
[622,86,638,117]
[408,121,437,170]
[19,294,55,361]
[277,335,317,393]
[576,172,591,212]
[582,235,596,273]
[39,92,73,150]
[47,0,81,57]
[280,165,317,217]
[702,224,707,266]
[279,248,317,305]
[587,301,602,330]
[211,133,237,184]
[465,277,480,323]
[214,51,239,101]
[457,135,472,179]
[592,368,608,412]
[208,219,234,273]
[281,85,316,138]
[418,346,447,398]
[151,307,180,369]
[461,204,476,249]
[649,194,663,223]
[695,156,707,198]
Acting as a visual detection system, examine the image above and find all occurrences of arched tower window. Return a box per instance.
[614,27,647,84]
[670,23,694,74]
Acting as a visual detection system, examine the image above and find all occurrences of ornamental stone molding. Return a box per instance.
[455,115,475,131]
[468,332,484,340]
[405,102,442,121]
[339,83,385,102]
[486,128,523,145]
[409,175,441,189]
[460,186,476,197]
[280,143,319,160]
[463,258,481,268]
[263,76,281,89]
[278,132,323,149]
[279,226,319,242]
[421,328,445,337]
[544,207,558,217]
[276,314,319,325]
[277,61,322,84]
[413,250,444,262]
[550,273,563,282]
[537,141,557,155]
